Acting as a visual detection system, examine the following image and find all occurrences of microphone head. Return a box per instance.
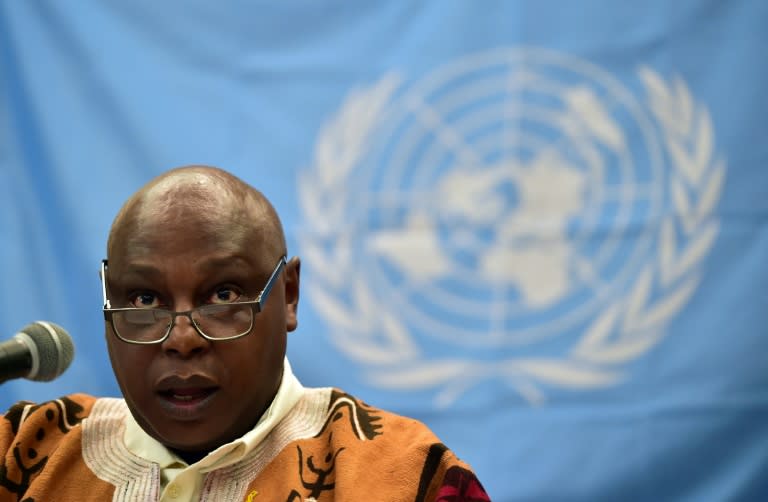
[16,321,75,381]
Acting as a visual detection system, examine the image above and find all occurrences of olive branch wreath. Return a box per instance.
[299,67,725,407]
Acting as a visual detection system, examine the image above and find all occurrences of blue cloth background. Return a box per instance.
[1,2,767,500]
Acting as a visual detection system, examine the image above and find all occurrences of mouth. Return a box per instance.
[159,387,218,404]
[155,374,220,418]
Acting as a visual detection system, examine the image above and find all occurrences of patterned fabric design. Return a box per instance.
[1,396,89,502]
[199,387,331,501]
[283,391,390,501]
[415,443,491,502]
[81,398,160,502]
[82,389,333,501]
[435,466,490,501]
[314,390,383,441]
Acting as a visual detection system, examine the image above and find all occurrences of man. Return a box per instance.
[0,166,489,501]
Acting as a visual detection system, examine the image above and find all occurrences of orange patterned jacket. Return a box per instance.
[0,390,489,501]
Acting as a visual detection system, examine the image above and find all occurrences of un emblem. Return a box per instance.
[299,48,725,407]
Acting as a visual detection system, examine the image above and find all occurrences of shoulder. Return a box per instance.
[2,394,97,480]
[302,388,490,500]
[294,387,438,443]
[322,387,437,440]
[1,395,122,501]
[2,394,100,458]
[2,393,98,436]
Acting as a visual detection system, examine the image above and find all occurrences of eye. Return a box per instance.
[209,286,241,304]
[130,292,161,309]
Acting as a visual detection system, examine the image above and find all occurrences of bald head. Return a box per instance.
[107,166,286,267]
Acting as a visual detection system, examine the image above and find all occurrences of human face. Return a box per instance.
[105,216,299,453]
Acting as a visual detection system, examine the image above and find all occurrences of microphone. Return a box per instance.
[0,321,74,384]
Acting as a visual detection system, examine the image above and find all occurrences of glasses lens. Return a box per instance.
[113,309,172,343]
[193,304,254,339]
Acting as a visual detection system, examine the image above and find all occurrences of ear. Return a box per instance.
[284,256,301,332]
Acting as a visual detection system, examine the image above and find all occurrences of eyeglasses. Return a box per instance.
[100,256,287,344]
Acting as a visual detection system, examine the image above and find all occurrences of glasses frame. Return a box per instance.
[101,255,287,345]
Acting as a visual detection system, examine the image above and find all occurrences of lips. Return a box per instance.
[154,374,220,418]
[160,387,216,402]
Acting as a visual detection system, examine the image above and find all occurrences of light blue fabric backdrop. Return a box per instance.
[2,2,767,500]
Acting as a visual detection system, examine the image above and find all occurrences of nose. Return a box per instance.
[161,312,210,358]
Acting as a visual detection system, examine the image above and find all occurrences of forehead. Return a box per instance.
[108,172,283,270]
[112,205,268,268]
[141,227,254,259]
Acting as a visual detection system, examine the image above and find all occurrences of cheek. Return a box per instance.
[226,324,286,387]
[231,334,283,371]
[252,308,287,350]
[107,340,150,397]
